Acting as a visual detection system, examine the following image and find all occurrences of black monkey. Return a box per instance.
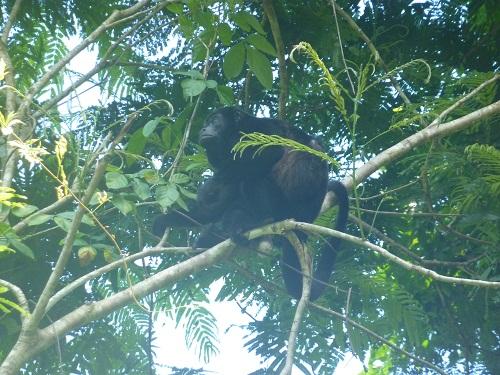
[154,107,349,301]
[153,172,279,248]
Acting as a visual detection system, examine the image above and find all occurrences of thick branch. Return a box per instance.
[323,100,500,209]
[430,73,499,126]
[350,214,487,266]
[243,220,500,289]
[353,100,500,185]
[21,240,234,361]
[46,246,193,313]
[290,221,500,289]
[26,156,109,330]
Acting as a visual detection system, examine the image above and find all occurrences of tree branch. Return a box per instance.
[6,240,235,370]
[330,0,411,104]
[323,99,500,209]
[12,195,73,233]
[309,302,447,375]
[0,278,29,319]
[350,214,488,267]
[429,73,499,126]
[280,233,311,375]
[46,246,193,313]
[288,221,500,289]
[18,0,154,116]
[262,0,289,119]
[32,1,173,120]
[1,0,23,43]
[25,115,137,330]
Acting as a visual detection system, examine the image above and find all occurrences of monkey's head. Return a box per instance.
[199,107,247,168]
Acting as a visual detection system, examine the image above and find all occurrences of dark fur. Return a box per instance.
[154,107,349,301]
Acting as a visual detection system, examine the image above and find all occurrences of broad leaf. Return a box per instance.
[223,43,245,79]
[246,46,273,88]
[105,172,129,190]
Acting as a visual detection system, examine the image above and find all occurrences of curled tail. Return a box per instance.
[281,180,349,301]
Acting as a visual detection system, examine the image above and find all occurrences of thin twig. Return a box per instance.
[357,207,461,217]
[290,221,500,289]
[351,214,488,267]
[355,180,419,201]
[168,32,215,176]
[310,302,447,375]
[13,195,73,233]
[0,278,29,317]
[330,1,355,94]
[430,74,499,126]
[280,232,311,375]
[330,0,411,104]
[18,0,153,116]
[25,117,136,329]
[33,1,170,119]
[1,0,23,43]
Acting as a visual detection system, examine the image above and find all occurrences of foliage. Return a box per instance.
[0,0,499,374]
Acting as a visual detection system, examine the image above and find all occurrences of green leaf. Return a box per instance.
[9,239,34,259]
[179,186,197,200]
[246,34,277,56]
[0,245,15,254]
[178,14,195,38]
[206,80,217,89]
[233,12,264,34]
[244,14,265,34]
[126,129,147,159]
[171,173,190,184]
[181,78,207,97]
[192,37,208,63]
[143,117,161,137]
[176,196,189,211]
[218,23,233,45]
[216,85,235,105]
[167,3,184,13]
[143,169,160,185]
[246,46,273,88]
[105,172,129,190]
[161,122,177,149]
[174,70,205,79]
[156,184,180,209]
[56,212,95,227]
[25,213,53,226]
[54,216,72,232]
[223,43,245,79]
[132,179,151,200]
[233,12,251,31]
[112,195,135,215]
[11,204,38,218]
[195,10,214,29]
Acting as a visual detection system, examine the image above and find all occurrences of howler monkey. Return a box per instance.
[154,107,349,301]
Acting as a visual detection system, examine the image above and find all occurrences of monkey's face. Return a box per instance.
[199,108,244,165]
[199,112,227,148]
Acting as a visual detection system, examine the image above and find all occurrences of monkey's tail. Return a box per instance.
[281,180,349,301]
